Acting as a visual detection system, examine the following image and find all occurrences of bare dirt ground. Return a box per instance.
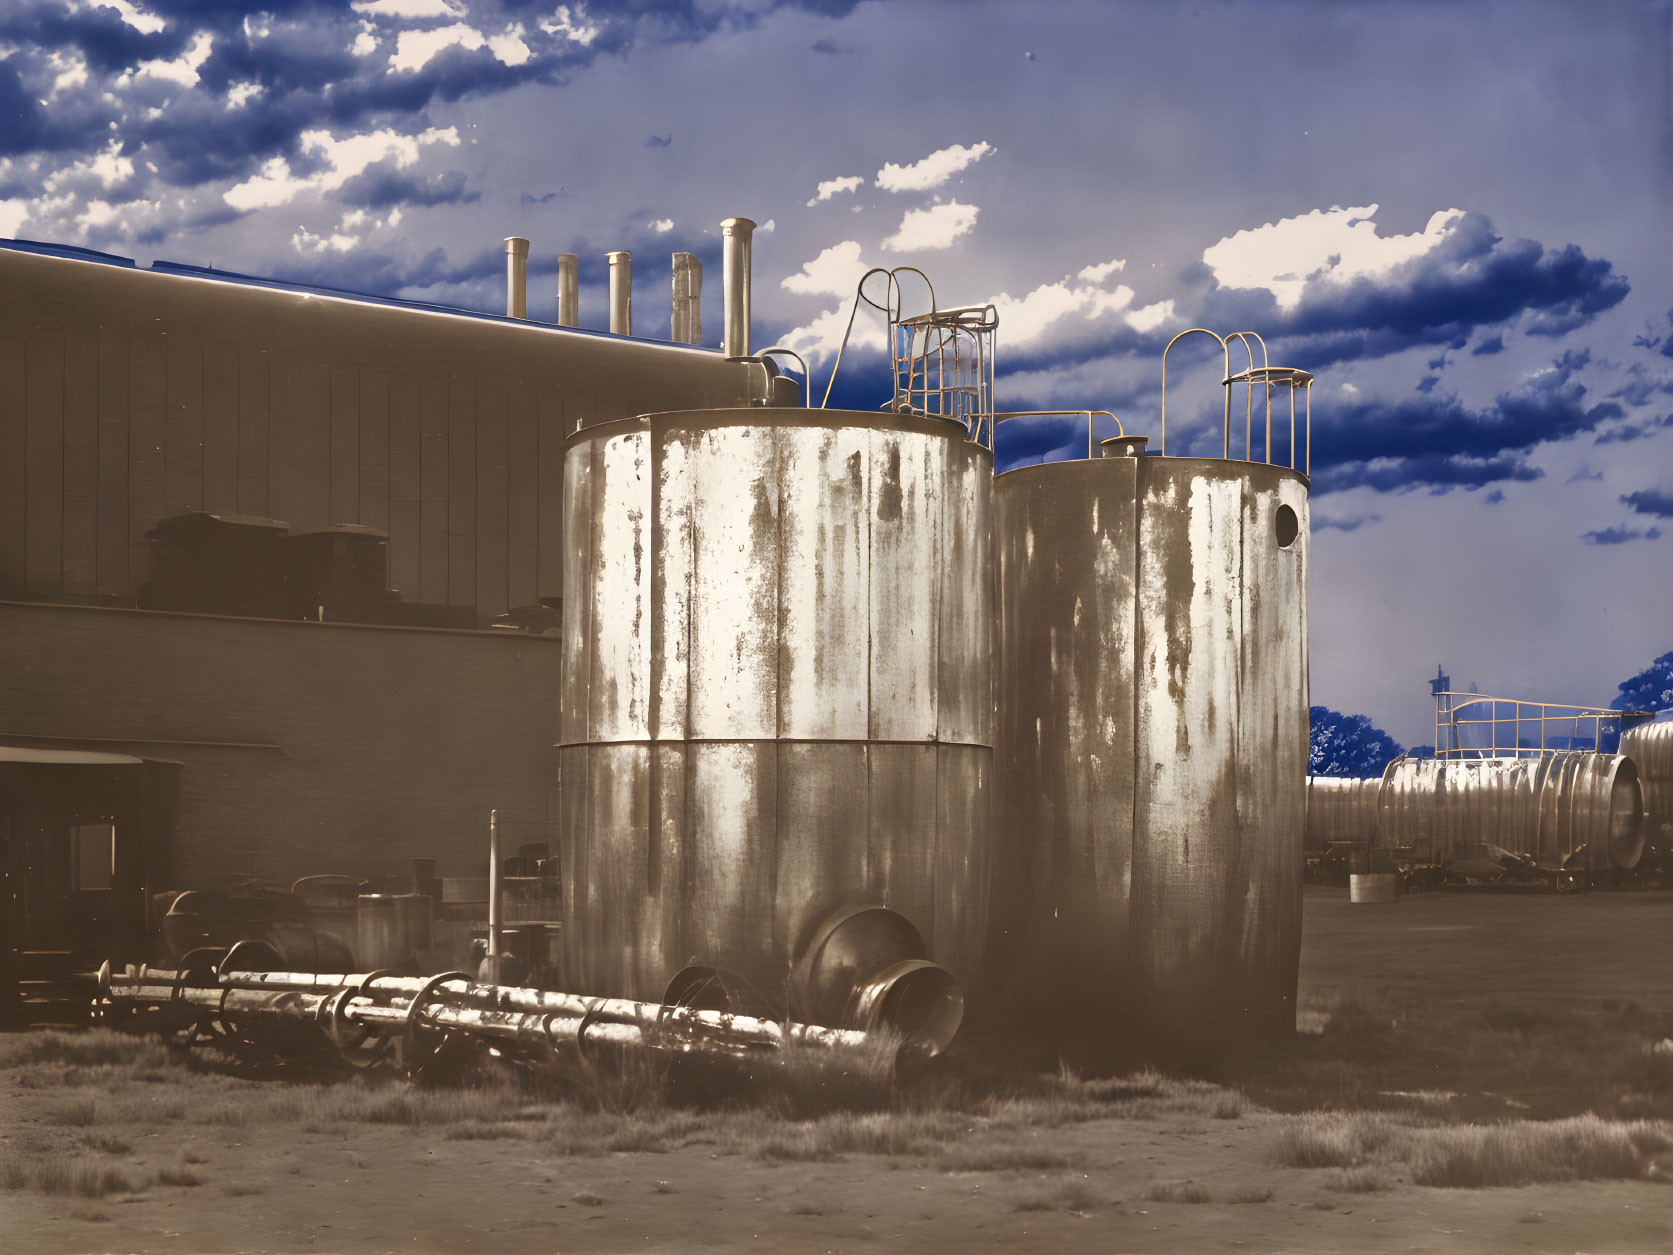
[6,886,1673,1254]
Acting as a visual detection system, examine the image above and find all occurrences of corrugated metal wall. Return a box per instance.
[0,247,762,617]
[1620,721,1673,836]
[0,600,559,887]
[1304,775,1382,849]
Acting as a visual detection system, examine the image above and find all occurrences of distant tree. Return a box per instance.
[1309,706,1404,778]
[1611,650,1673,713]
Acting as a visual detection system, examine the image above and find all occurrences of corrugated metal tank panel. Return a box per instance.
[1620,721,1673,835]
[1305,776,1382,849]
[559,408,993,1005]
[0,247,766,614]
[1377,753,1644,869]
[0,600,558,885]
[992,455,1308,1059]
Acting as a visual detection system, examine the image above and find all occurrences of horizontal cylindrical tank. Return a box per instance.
[1306,776,1381,851]
[992,453,1309,1062]
[1619,721,1673,837]
[559,407,993,1013]
[1377,752,1643,870]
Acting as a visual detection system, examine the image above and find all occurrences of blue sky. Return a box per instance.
[2,0,1670,744]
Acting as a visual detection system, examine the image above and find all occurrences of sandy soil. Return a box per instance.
[5,886,1673,1254]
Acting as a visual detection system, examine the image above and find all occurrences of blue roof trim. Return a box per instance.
[0,237,136,267]
[0,237,720,352]
[144,258,697,348]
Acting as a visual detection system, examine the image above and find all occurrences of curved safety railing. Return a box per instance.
[1435,691,1654,758]
[991,410,1125,462]
[1161,328,1312,474]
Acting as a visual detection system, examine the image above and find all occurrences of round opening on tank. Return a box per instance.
[851,958,965,1056]
[1275,504,1299,549]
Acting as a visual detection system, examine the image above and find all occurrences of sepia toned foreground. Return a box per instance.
[6,887,1673,1254]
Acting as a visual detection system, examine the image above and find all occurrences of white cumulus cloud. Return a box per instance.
[806,175,863,207]
[1125,299,1175,333]
[352,0,461,16]
[882,200,979,252]
[223,126,460,211]
[391,23,532,71]
[541,5,599,45]
[1078,258,1126,283]
[988,277,1135,345]
[782,240,867,298]
[651,218,674,233]
[1202,203,1466,311]
[875,141,992,193]
[138,31,214,88]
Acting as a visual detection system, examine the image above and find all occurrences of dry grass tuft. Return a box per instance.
[1145,1180,1213,1204]
[1227,1185,1274,1203]
[443,1122,527,1141]
[0,1029,170,1072]
[22,1154,147,1198]
[1273,1112,1405,1169]
[157,1166,204,1187]
[1012,1179,1106,1213]
[936,1143,1082,1173]
[754,1109,968,1163]
[571,1190,606,1207]
[1327,1166,1392,1193]
[1409,1115,1673,1188]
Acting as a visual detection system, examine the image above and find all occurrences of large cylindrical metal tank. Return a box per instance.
[992,453,1309,1062]
[559,407,993,1018]
[1377,752,1643,870]
[1620,721,1673,839]
[1305,776,1381,851]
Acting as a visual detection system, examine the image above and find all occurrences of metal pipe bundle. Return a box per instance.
[98,961,884,1075]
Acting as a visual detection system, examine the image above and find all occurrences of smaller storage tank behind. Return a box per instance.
[1305,776,1382,852]
[1377,753,1643,870]
[1620,721,1673,840]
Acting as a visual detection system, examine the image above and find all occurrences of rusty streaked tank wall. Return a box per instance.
[1305,776,1382,850]
[0,242,772,618]
[1377,753,1644,871]
[0,599,558,886]
[559,407,993,1010]
[992,453,1309,1061]
[1619,721,1673,839]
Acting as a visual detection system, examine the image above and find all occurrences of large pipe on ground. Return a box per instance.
[721,216,754,357]
[607,250,632,335]
[97,961,895,1075]
[671,252,701,344]
[503,237,529,319]
[556,253,579,327]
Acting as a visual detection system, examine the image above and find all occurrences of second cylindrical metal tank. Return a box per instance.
[991,450,1309,1062]
[559,407,993,1023]
[1305,776,1382,850]
[1377,752,1644,870]
[1620,720,1673,840]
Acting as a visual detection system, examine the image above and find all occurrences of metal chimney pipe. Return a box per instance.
[671,252,702,345]
[503,237,529,319]
[487,808,501,985]
[721,216,755,358]
[607,250,632,335]
[555,253,579,327]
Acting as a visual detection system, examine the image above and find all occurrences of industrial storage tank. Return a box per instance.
[1620,721,1673,840]
[559,407,992,1039]
[992,441,1309,1061]
[1377,752,1644,871]
[1305,776,1382,851]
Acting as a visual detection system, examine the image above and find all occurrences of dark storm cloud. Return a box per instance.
[1622,488,1673,519]
[1314,513,1383,532]
[1594,414,1673,445]
[1308,348,1621,495]
[1610,368,1673,408]
[645,133,673,148]
[1472,334,1504,355]
[338,164,478,208]
[1191,213,1629,370]
[1582,524,1663,545]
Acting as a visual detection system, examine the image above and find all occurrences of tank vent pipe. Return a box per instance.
[607,250,632,335]
[671,252,702,344]
[721,216,755,358]
[503,237,529,319]
[556,253,579,327]
[487,808,501,984]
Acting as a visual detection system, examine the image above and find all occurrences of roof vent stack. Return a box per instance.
[671,252,702,345]
[503,237,529,319]
[721,216,754,358]
[607,250,632,335]
[556,253,579,327]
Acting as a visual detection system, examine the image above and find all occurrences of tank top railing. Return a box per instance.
[1161,328,1313,475]
[1435,692,1654,758]
[991,411,1125,463]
